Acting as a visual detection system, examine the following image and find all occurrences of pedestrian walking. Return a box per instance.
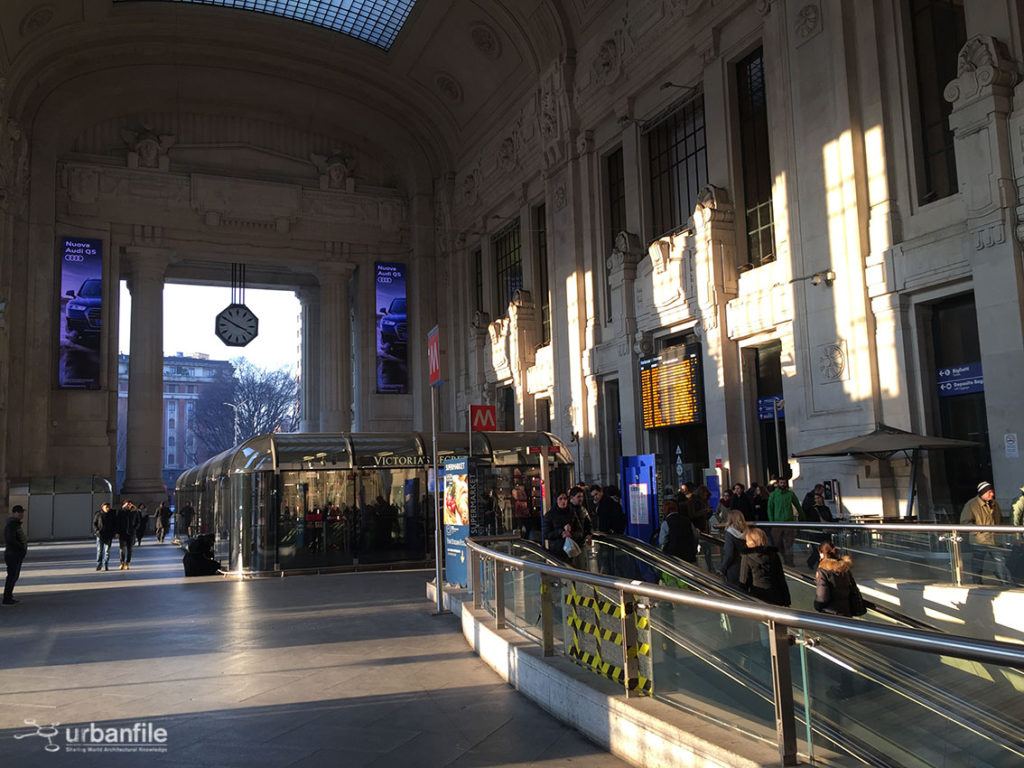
[738,526,790,606]
[155,502,172,543]
[3,505,27,604]
[116,501,140,570]
[767,478,801,566]
[814,541,866,697]
[136,504,150,546]
[93,502,117,571]
[960,481,1002,584]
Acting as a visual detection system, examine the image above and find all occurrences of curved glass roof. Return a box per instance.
[115,0,417,51]
[176,431,574,488]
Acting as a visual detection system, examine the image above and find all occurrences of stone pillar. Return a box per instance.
[946,36,1023,500]
[296,287,321,432]
[607,232,642,458]
[121,247,170,506]
[318,261,355,432]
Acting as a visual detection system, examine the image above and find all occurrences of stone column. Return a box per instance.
[317,261,355,432]
[121,247,170,506]
[946,36,1023,499]
[296,287,321,432]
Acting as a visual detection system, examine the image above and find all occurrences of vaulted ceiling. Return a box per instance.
[1,0,599,186]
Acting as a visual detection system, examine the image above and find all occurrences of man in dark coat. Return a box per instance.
[658,501,698,563]
[93,502,117,571]
[116,501,140,570]
[590,485,625,534]
[4,505,27,604]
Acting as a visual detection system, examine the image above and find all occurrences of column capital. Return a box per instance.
[294,286,320,306]
[315,260,357,283]
[123,247,173,279]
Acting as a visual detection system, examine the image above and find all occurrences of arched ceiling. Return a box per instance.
[0,0,585,184]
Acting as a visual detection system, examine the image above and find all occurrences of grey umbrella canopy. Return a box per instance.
[793,423,979,517]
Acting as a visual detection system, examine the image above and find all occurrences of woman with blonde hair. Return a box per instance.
[738,526,791,606]
[717,509,748,586]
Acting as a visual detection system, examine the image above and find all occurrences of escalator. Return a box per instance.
[570,533,1024,767]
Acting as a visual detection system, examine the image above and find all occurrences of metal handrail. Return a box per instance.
[737,521,1023,533]
[464,536,1024,766]
[466,538,1023,665]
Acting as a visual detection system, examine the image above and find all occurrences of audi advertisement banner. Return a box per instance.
[59,237,103,389]
[375,262,408,394]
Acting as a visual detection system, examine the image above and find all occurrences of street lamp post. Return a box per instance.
[223,402,240,447]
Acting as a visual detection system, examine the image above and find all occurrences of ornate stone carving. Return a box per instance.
[120,126,175,171]
[973,222,1006,250]
[756,0,776,15]
[311,151,356,192]
[471,310,490,330]
[609,231,642,269]
[461,167,480,207]
[576,130,594,157]
[591,38,621,87]
[20,5,54,36]
[436,73,463,103]
[649,239,671,274]
[0,117,29,214]
[552,183,567,211]
[538,59,576,168]
[794,3,822,44]
[667,0,712,17]
[944,36,1017,107]
[497,136,517,172]
[816,341,848,383]
[471,23,501,59]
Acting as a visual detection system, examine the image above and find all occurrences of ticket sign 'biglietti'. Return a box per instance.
[639,343,705,429]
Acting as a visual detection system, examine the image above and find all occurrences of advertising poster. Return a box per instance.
[58,237,103,389]
[443,457,470,587]
[375,262,408,394]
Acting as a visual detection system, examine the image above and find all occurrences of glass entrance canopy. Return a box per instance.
[115,0,417,51]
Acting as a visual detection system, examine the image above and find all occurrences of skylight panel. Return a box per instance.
[115,0,417,51]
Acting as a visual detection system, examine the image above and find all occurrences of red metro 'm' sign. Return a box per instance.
[470,405,497,431]
[427,325,440,385]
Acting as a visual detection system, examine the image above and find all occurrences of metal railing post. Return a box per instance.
[540,574,554,656]
[620,590,641,698]
[494,558,506,629]
[471,549,482,609]
[768,619,798,766]
[942,529,964,586]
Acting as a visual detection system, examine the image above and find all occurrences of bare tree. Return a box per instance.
[190,359,298,460]
[190,364,237,458]
[231,359,298,440]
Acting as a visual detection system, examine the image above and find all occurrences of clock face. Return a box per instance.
[215,303,259,347]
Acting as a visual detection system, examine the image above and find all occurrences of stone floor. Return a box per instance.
[0,539,628,767]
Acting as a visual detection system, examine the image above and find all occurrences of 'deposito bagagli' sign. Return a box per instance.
[937,362,983,398]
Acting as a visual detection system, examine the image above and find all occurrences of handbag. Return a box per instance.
[563,536,582,559]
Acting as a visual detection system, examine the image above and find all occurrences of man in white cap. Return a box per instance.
[960,481,1002,584]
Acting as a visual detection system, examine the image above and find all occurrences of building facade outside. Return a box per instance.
[116,352,235,496]
[0,1,1020,520]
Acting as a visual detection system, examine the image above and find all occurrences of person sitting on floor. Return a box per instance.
[182,533,222,576]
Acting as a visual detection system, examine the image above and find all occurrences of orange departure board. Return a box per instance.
[640,344,704,428]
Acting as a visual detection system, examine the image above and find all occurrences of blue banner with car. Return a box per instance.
[59,237,103,389]
[375,262,408,394]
